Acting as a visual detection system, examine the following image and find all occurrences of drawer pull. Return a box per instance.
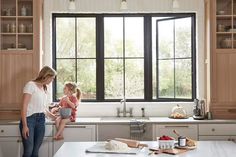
[211,128,215,132]
[65,125,86,128]
[165,126,189,128]
[1,130,4,133]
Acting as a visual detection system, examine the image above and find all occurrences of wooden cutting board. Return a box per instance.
[162,148,188,155]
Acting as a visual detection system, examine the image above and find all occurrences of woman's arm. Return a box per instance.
[21,93,31,139]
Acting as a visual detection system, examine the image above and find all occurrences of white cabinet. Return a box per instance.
[0,125,21,157]
[0,137,21,157]
[153,124,198,140]
[53,125,96,154]
[199,124,236,141]
[0,124,53,157]
[97,124,130,141]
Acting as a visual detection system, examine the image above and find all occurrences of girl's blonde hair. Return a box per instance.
[65,82,81,100]
[34,66,57,91]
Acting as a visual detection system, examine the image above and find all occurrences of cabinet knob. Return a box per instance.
[1,130,4,133]
[211,128,215,132]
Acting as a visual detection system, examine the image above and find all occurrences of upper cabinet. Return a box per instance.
[0,0,43,119]
[210,0,236,119]
[214,0,236,50]
[0,0,34,51]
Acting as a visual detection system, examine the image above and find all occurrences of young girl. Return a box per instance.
[54,82,81,140]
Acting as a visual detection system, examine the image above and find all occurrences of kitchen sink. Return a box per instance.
[100,116,150,121]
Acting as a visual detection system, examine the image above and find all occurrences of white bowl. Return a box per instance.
[157,137,175,149]
[59,108,72,119]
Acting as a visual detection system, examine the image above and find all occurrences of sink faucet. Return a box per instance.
[117,98,132,117]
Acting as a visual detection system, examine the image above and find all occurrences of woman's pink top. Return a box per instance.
[59,95,78,122]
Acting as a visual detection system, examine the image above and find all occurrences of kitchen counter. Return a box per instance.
[53,141,236,157]
[1,117,236,125]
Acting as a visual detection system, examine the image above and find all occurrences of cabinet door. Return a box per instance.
[97,124,130,141]
[154,124,198,140]
[53,125,96,154]
[0,137,21,157]
[38,138,53,157]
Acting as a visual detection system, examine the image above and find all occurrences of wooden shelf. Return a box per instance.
[0,33,17,35]
[0,16,17,19]
[17,16,33,19]
[18,33,33,35]
[216,32,233,34]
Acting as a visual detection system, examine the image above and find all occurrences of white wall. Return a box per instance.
[43,0,205,117]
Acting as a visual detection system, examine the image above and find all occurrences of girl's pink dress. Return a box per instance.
[59,95,78,122]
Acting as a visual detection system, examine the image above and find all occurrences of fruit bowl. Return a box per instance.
[157,136,175,149]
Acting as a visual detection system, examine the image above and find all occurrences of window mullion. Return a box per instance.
[144,15,152,101]
[96,15,104,101]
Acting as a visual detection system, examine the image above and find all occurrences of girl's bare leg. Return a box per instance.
[55,116,61,130]
[54,118,70,139]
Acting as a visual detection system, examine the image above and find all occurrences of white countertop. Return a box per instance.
[53,141,236,157]
[1,117,236,125]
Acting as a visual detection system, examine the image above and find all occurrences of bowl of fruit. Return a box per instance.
[157,135,175,149]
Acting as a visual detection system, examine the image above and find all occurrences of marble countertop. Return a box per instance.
[1,117,236,125]
[53,141,236,157]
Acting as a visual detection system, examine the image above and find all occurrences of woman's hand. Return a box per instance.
[22,126,29,139]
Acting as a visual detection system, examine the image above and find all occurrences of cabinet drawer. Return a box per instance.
[154,124,198,140]
[0,125,20,136]
[199,124,236,135]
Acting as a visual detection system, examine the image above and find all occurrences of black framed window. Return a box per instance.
[52,13,196,102]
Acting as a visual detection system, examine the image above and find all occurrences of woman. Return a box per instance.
[19,66,56,157]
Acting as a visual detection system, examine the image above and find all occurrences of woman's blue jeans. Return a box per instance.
[19,113,45,157]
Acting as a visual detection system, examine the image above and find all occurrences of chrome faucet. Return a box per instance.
[117,98,133,117]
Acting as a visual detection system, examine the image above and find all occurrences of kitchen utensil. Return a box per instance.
[173,130,197,147]
[193,99,206,120]
[59,108,71,118]
[113,138,147,148]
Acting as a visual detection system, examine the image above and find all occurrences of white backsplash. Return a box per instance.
[77,102,194,117]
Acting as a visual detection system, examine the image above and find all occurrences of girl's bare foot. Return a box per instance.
[53,135,64,141]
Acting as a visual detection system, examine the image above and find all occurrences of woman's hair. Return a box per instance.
[65,82,82,100]
[34,66,57,91]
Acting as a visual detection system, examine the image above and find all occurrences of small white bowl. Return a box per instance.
[217,10,225,15]
[157,137,175,149]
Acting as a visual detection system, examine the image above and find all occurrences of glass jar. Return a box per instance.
[10,23,16,33]
[19,23,26,33]
[178,136,186,147]
[27,24,33,33]
[21,5,27,16]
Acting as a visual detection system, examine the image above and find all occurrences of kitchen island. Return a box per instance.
[53,141,236,157]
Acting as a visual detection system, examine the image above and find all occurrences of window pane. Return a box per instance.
[125,17,144,57]
[77,18,96,58]
[77,59,96,99]
[125,59,144,99]
[56,59,76,98]
[105,59,123,99]
[56,18,75,58]
[158,60,174,98]
[175,18,192,58]
[158,20,174,59]
[175,59,192,99]
[104,17,123,58]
